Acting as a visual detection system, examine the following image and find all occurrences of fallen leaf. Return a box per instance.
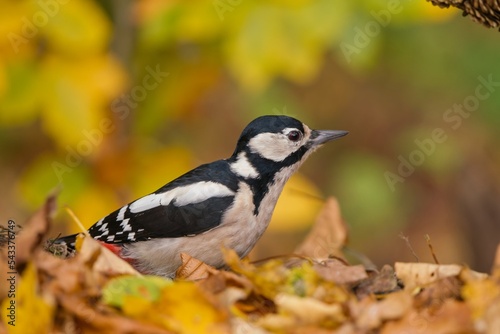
[102,275,172,308]
[381,299,474,334]
[414,276,462,311]
[462,271,500,319]
[1,263,54,333]
[16,193,57,271]
[295,197,348,260]
[58,293,170,334]
[273,293,344,328]
[77,234,141,276]
[176,253,218,280]
[353,291,412,330]
[313,258,367,285]
[395,262,486,291]
[355,265,401,299]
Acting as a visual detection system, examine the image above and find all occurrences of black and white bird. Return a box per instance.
[53,115,348,277]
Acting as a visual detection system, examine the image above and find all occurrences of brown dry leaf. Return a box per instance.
[355,265,401,299]
[313,258,367,285]
[295,197,347,260]
[198,270,253,296]
[58,293,171,334]
[381,299,474,334]
[16,193,57,270]
[413,276,462,311]
[0,194,56,300]
[395,262,486,291]
[176,253,218,280]
[353,290,412,330]
[78,234,140,276]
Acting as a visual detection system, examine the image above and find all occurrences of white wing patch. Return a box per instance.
[129,181,235,213]
[230,152,259,178]
[117,205,128,221]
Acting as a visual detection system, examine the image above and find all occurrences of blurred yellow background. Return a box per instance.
[1,0,499,271]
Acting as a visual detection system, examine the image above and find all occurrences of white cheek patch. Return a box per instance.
[129,182,235,213]
[230,152,259,178]
[248,132,301,162]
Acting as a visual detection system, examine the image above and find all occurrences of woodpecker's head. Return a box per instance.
[230,115,348,179]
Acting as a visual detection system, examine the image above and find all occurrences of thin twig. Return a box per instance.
[399,233,419,262]
[425,234,440,264]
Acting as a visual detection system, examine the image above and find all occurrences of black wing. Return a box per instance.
[88,160,240,243]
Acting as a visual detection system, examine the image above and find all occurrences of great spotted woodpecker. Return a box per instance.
[53,115,348,277]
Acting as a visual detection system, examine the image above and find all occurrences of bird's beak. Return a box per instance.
[308,129,349,147]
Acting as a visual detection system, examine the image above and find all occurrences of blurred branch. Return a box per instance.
[426,0,500,30]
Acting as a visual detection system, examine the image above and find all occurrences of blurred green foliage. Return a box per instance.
[1,0,499,270]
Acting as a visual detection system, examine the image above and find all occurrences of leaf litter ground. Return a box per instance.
[1,195,500,333]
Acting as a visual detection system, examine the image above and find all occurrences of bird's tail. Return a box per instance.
[47,233,127,261]
[46,233,78,256]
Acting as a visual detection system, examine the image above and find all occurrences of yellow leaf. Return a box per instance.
[1,263,54,333]
[269,173,323,232]
[462,273,500,319]
[39,54,126,148]
[41,0,111,55]
[130,145,194,198]
[120,280,226,333]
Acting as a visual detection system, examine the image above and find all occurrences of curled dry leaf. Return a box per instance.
[395,262,486,291]
[381,299,474,334]
[176,253,218,280]
[352,291,412,330]
[295,197,348,260]
[355,265,401,299]
[77,234,140,276]
[0,194,56,300]
[266,294,346,328]
[16,193,57,271]
[313,258,367,285]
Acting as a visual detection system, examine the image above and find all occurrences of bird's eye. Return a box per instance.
[287,130,302,142]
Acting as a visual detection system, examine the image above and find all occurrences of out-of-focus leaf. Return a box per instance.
[0,263,54,333]
[0,58,39,125]
[103,275,171,308]
[41,0,111,55]
[352,290,412,330]
[257,293,345,331]
[130,145,193,198]
[118,280,227,333]
[332,153,404,236]
[295,197,348,260]
[77,235,141,276]
[17,153,90,210]
[462,271,500,319]
[71,184,121,232]
[224,0,350,90]
[39,55,126,148]
[395,262,487,291]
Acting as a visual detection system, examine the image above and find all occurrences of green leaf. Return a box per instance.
[102,275,172,308]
